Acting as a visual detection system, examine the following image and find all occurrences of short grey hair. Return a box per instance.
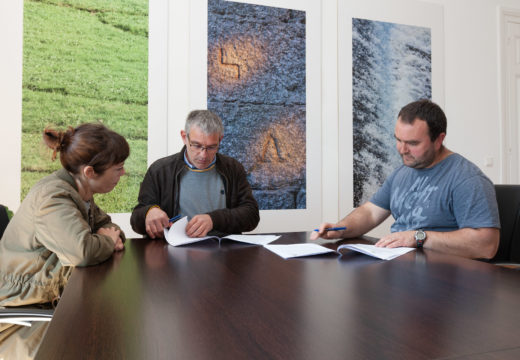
[185,110,224,137]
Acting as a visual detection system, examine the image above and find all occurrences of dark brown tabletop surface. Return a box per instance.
[36,233,520,360]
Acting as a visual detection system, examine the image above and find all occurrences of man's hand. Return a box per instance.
[97,226,124,251]
[375,231,416,248]
[145,207,170,239]
[185,214,213,238]
[310,203,390,242]
[310,222,346,241]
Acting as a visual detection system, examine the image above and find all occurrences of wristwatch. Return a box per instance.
[414,229,426,248]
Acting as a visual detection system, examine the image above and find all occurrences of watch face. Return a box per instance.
[415,230,426,241]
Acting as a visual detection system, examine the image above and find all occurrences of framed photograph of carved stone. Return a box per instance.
[338,0,444,234]
[187,0,321,233]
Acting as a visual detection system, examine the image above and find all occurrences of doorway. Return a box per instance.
[501,9,520,183]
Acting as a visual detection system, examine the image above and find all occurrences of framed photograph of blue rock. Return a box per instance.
[208,0,307,212]
[180,0,322,234]
[337,0,445,237]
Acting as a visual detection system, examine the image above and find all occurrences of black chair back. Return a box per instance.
[0,205,9,240]
[492,185,520,263]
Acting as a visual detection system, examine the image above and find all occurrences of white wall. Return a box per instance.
[1,0,519,237]
[0,1,23,213]
[424,0,520,183]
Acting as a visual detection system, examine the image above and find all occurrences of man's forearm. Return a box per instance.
[423,227,499,259]
[339,202,390,238]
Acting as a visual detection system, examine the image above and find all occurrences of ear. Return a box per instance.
[180,130,188,145]
[434,132,446,150]
[82,165,96,179]
[219,134,224,143]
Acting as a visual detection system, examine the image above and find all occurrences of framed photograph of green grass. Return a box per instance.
[22,0,148,213]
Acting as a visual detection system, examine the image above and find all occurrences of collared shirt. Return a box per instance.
[183,151,216,170]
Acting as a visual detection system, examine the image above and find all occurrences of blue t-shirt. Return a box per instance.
[370,153,500,232]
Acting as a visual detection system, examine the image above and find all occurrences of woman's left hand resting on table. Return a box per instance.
[97,226,124,251]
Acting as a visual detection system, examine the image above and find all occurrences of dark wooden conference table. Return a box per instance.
[36,232,520,360]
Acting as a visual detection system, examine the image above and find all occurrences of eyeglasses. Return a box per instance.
[187,135,219,154]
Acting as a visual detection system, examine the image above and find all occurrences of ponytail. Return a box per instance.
[41,123,129,175]
[43,126,74,161]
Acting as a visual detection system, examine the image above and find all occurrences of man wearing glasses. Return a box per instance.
[131,110,260,239]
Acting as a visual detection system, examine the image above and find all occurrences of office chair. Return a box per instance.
[0,204,9,240]
[0,307,54,327]
[490,185,520,269]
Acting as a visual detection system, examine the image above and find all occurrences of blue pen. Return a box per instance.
[169,215,181,223]
[313,226,347,232]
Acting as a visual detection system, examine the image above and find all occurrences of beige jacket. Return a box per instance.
[0,169,124,307]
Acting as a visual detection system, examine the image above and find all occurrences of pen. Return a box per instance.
[313,226,347,232]
[169,215,181,223]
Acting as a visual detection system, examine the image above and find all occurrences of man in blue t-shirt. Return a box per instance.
[312,100,500,259]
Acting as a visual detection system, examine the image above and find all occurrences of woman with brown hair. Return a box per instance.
[0,123,129,358]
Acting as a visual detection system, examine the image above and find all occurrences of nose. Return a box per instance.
[199,150,212,159]
[398,142,408,154]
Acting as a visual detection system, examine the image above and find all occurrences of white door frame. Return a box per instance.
[499,8,520,184]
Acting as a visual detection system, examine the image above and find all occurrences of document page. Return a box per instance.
[263,243,335,259]
[337,244,415,260]
[164,217,279,247]
[224,234,280,245]
[164,217,209,246]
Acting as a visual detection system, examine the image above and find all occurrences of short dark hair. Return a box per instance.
[43,123,130,175]
[398,99,447,141]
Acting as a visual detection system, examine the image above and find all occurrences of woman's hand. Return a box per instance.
[97,227,124,251]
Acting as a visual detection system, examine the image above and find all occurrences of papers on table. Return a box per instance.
[163,217,413,261]
[337,244,415,260]
[263,243,336,259]
[164,217,279,247]
[163,217,204,246]
[263,243,415,260]
[222,234,280,246]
